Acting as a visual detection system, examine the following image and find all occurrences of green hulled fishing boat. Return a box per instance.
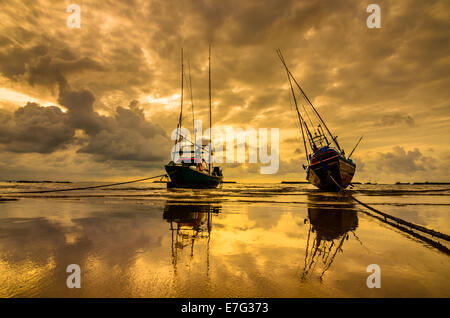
[165,46,223,189]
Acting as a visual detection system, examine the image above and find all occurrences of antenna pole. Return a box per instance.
[348,135,363,159]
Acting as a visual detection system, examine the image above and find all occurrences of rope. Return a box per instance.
[352,196,450,241]
[357,208,450,255]
[328,174,450,241]
[1,174,167,195]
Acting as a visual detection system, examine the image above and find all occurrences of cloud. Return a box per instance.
[0,87,169,163]
[375,113,415,127]
[58,86,105,135]
[27,54,103,88]
[0,0,449,181]
[0,43,47,81]
[77,100,169,162]
[376,146,436,174]
[0,23,170,165]
[0,102,75,153]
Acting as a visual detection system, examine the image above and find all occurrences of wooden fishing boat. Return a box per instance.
[277,49,361,191]
[165,46,223,189]
[307,146,356,191]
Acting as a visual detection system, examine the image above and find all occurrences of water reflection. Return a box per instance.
[163,202,221,276]
[0,190,448,297]
[302,193,359,280]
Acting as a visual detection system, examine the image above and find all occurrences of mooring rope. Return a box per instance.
[1,174,167,195]
[357,206,450,255]
[352,196,450,241]
[328,174,450,242]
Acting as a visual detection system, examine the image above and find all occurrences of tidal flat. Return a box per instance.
[0,182,449,297]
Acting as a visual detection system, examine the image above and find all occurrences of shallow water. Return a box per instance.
[0,182,449,297]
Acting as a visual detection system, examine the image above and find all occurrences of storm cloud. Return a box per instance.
[0,102,74,153]
[0,88,169,162]
[77,100,169,162]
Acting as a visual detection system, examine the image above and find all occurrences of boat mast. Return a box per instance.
[175,49,184,145]
[276,49,342,152]
[288,74,317,153]
[187,58,198,158]
[286,68,311,159]
[174,48,184,161]
[208,44,212,173]
[277,49,317,154]
[292,74,341,152]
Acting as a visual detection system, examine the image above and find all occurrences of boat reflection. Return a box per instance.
[302,193,359,280]
[163,201,221,275]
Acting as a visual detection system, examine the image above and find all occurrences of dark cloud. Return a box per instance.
[0,88,169,163]
[0,12,169,165]
[0,43,48,81]
[27,54,103,88]
[58,86,105,134]
[376,146,436,174]
[0,102,75,153]
[77,100,169,162]
[375,113,415,127]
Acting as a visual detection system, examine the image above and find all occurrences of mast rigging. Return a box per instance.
[276,49,342,152]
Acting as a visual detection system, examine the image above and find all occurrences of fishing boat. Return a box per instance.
[277,49,361,191]
[165,47,223,189]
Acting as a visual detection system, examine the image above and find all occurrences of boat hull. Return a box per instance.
[307,155,355,191]
[165,164,222,189]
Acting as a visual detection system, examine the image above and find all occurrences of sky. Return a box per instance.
[0,0,449,183]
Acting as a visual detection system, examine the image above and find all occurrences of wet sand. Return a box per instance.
[0,182,449,297]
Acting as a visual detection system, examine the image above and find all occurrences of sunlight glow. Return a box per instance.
[140,93,181,110]
[0,88,56,108]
